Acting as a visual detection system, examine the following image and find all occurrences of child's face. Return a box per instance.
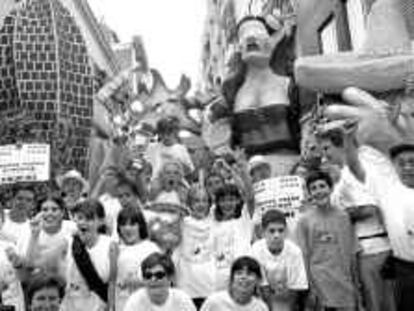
[231,266,259,297]
[73,212,99,240]
[161,163,181,190]
[30,286,61,311]
[119,221,141,245]
[250,164,271,184]
[116,185,137,208]
[308,179,332,207]
[206,175,224,198]
[218,194,240,219]
[191,191,210,219]
[264,222,286,254]
[41,200,64,230]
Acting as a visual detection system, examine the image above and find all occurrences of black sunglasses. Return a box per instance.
[143,270,167,280]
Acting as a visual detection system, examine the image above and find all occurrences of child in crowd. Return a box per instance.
[61,199,116,311]
[149,161,189,205]
[26,274,65,311]
[295,171,358,311]
[123,252,196,311]
[22,195,77,278]
[174,185,215,310]
[248,155,272,184]
[0,210,25,311]
[201,256,269,311]
[211,183,254,291]
[115,174,145,209]
[146,116,194,180]
[204,171,225,203]
[111,207,160,311]
[252,209,308,311]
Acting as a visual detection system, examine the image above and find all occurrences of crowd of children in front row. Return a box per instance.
[1,116,413,311]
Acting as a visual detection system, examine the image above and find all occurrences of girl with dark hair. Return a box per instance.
[22,195,77,278]
[211,183,255,291]
[201,256,268,311]
[60,199,116,311]
[111,207,160,311]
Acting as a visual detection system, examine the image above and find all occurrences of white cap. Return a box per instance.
[248,155,271,173]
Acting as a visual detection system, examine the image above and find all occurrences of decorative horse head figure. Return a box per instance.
[130,68,203,135]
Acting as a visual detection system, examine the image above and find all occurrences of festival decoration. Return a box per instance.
[295,0,414,157]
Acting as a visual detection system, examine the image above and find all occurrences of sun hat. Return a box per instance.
[56,170,89,194]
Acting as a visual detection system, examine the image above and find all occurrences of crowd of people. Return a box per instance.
[1,115,414,311]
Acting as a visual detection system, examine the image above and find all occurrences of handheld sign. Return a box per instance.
[0,144,50,185]
[253,175,305,226]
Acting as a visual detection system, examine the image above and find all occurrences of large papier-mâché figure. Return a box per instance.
[295,0,414,189]
[211,15,300,174]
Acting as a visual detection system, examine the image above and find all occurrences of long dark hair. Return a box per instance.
[214,184,244,221]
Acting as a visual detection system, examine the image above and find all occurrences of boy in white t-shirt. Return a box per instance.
[252,209,308,311]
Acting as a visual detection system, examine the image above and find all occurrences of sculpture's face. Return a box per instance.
[238,19,272,65]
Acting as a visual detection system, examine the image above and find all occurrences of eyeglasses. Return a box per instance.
[143,270,167,280]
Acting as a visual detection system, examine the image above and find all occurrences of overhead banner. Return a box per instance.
[0,144,50,185]
[253,175,305,224]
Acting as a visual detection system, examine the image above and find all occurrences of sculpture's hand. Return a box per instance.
[322,87,406,154]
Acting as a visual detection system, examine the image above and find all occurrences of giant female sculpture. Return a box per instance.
[214,14,300,174]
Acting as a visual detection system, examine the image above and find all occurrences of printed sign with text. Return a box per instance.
[0,144,50,185]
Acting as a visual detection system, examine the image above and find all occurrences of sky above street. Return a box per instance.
[88,0,206,90]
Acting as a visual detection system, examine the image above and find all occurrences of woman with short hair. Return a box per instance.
[123,252,196,311]
[201,256,269,311]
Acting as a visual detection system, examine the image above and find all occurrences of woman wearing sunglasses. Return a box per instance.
[123,252,196,311]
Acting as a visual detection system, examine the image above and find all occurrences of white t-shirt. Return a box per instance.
[360,146,414,261]
[0,241,25,311]
[115,240,161,311]
[99,193,123,235]
[251,239,308,311]
[146,142,194,179]
[155,190,182,205]
[173,216,215,298]
[201,290,269,311]
[61,234,112,311]
[332,165,390,255]
[1,211,30,246]
[18,220,77,276]
[211,207,253,291]
[123,287,196,311]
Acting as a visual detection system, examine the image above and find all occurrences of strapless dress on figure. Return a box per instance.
[232,104,296,155]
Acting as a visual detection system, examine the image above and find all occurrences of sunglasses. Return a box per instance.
[143,270,167,280]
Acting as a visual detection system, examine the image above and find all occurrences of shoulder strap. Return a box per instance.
[72,235,108,302]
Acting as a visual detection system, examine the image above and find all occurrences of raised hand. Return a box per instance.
[29,212,43,237]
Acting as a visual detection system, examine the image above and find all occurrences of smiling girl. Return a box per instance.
[111,207,160,311]
[201,256,269,311]
[22,195,77,278]
[211,183,255,291]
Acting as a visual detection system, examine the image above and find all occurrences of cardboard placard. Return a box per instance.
[253,175,305,223]
[0,144,50,185]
